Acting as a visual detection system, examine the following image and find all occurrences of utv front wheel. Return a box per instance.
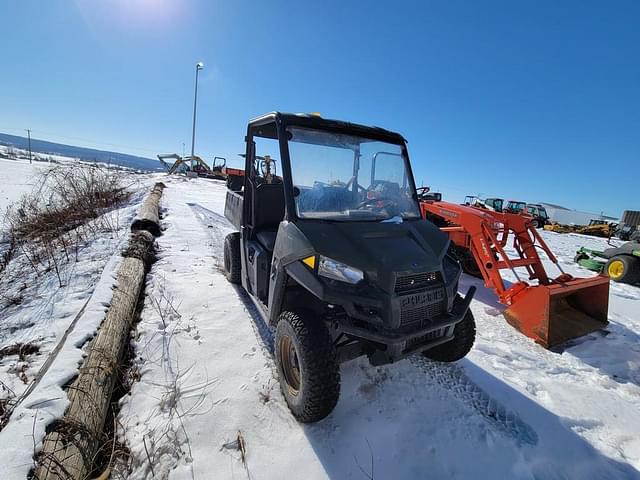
[223,233,241,284]
[423,300,476,362]
[275,311,340,423]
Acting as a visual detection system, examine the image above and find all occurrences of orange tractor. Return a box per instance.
[419,191,610,348]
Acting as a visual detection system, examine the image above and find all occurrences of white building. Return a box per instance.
[539,202,619,226]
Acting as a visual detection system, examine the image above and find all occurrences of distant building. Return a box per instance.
[539,202,619,226]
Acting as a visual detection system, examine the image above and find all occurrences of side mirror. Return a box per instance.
[293,186,301,197]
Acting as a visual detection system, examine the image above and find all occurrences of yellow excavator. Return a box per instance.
[157,153,218,176]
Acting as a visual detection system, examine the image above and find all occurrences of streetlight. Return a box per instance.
[190,61,204,168]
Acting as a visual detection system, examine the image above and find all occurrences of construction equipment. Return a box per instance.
[224,112,476,422]
[158,153,245,188]
[577,220,618,238]
[525,204,550,228]
[421,198,610,348]
[211,156,245,190]
[483,198,504,212]
[210,156,228,179]
[463,196,504,213]
[575,241,640,285]
[619,210,640,236]
[544,223,576,234]
[157,153,214,176]
[505,200,526,214]
[616,224,639,241]
[463,195,481,207]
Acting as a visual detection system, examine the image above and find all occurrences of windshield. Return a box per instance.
[287,127,421,221]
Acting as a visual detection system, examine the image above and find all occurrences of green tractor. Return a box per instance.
[575,241,640,285]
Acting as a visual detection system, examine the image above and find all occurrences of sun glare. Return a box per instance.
[75,0,182,31]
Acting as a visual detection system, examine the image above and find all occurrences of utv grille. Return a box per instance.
[395,271,441,294]
[400,300,446,329]
[399,286,447,330]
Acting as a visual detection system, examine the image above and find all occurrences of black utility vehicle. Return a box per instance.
[224,112,476,422]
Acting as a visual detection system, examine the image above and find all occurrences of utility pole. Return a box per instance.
[26,129,32,164]
[190,61,204,169]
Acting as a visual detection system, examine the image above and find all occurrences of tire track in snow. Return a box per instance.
[186,202,234,269]
[411,356,539,447]
[187,202,276,356]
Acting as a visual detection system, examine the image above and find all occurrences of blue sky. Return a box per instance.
[1,0,638,216]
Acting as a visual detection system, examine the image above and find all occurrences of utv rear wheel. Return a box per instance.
[423,299,476,362]
[604,255,640,284]
[223,233,241,284]
[275,311,340,423]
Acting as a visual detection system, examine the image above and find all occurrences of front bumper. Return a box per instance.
[286,260,475,365]
[343,286,476,365]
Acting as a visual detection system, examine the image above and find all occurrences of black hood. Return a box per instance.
[292,219,449,291]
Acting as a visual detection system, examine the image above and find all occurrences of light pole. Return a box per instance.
[190,61,204,168]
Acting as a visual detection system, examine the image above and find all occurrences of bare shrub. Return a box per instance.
[1,164,132,285]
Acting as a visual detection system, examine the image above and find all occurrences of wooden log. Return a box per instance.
[131,182,165,237]
[33,232,157,479]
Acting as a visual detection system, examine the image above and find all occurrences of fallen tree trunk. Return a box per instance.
[34,186,161,479]
[131,182,165,237]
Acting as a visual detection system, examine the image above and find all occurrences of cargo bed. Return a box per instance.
[224,189,243,230]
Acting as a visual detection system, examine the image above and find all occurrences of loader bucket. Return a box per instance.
[503,276,610,348]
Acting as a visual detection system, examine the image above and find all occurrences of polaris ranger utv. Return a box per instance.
[223,112,476,422]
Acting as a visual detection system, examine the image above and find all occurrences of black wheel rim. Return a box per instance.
[279,335,301,395]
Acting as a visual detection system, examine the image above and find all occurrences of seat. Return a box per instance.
[256,230,277,251]
[252,183,284,252]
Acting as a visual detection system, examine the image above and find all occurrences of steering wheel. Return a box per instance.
[356,196,395,209]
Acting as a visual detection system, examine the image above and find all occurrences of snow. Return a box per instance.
[118,176,640,479]
[0,157,51,227]
[0,157,153,477]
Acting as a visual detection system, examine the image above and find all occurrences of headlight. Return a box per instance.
[318,256,364,284]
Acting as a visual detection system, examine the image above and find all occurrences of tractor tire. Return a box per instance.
[531,219,540,228]
[275,310,340,423]
[604,255,640,285]
[223,233,241,284]
[450,246,482,279]
[423,298,476,362]
[462,256,482,278]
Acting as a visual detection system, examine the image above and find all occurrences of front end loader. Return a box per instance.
[422,199,610,348]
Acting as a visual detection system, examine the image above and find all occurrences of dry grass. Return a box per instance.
[0,342,40,360]
[1,164,132,285]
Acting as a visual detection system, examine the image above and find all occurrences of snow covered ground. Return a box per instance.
[0,157,51,228]
[0,157,154,478]
[118,176,640,480]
